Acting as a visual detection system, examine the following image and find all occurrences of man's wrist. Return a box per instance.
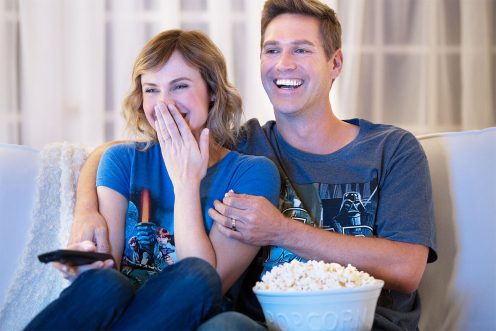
[272,214,292,246]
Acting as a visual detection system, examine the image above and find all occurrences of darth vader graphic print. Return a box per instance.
[321,180,377,236]
[264,177,378,272]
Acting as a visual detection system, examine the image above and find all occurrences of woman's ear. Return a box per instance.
[209,94,216,111]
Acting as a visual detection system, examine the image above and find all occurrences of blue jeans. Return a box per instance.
[24,257,222,331]
[197,312,267,331]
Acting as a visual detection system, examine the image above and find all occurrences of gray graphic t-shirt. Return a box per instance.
[236,118,437,330]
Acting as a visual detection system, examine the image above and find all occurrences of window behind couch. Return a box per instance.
[0,0,495,148]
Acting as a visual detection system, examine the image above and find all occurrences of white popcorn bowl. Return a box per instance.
[253,280,384,331]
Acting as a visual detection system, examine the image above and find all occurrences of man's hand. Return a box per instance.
[69,140,123,254]
[208,191,286,246]
[68,212,110,253]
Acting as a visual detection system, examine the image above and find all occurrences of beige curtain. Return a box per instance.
[332,0,495,135]
[0,0,20,144]
[19,0,106,149]
[1,0,494,147]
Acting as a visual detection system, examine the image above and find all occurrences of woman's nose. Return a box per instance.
[159,94,173,106]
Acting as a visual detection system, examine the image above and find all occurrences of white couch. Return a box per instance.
[417,127,496,331]
[0,142,89,330]
[0,127,495,330]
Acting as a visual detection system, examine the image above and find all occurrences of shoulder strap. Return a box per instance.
[262,129,321,227]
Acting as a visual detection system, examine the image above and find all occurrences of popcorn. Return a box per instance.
[254,260,381,292]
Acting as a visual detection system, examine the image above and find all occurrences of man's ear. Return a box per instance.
[330,49,343,80]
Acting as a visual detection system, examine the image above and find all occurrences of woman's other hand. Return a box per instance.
[53,240,114,283]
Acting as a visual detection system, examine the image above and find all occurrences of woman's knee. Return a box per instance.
[155,257,221,293]
[149,257,222,308]
[71,268,135,303]
[182,257,221,296]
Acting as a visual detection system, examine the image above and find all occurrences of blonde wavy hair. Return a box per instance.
[123,29,242,148]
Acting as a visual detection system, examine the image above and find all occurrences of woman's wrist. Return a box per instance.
[173,183,201,198]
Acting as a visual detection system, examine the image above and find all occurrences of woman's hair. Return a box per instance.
[123,29,242,148]
[261,0,342,59]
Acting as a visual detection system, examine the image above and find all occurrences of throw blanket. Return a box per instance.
[0,142,90,331]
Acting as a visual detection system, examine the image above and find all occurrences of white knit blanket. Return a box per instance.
[0,142,90,331]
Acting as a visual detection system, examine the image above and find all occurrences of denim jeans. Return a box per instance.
[24,257,222,331]
[197,312,267,331]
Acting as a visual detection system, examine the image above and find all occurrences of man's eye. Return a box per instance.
[295,48,310,54]
[264,48,279,54]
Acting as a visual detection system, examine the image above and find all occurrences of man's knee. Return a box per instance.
[198,311,266,331]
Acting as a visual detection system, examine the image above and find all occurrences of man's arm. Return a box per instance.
[68,141,125,252]
[209,194,428,294]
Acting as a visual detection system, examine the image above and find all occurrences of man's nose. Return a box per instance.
[276,50,296,71]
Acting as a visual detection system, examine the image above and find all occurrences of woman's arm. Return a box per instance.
[96,186,128,268]
[155,103,279,294]
[210,159,280,294]
[155,103,216,265]
[209,225,260,294]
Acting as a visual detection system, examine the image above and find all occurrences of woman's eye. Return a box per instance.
[172,83,188,91]
[144,88,158,94]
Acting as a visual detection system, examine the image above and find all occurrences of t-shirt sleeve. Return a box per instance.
[230,155,281,207]
[376,132,437,262]
[96,143,133,200]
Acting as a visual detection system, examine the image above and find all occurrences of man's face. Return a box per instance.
[260,14,339,117]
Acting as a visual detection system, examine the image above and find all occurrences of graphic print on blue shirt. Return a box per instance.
[120,188,177,285]
[320,180,377,236]
[264,177,378,272]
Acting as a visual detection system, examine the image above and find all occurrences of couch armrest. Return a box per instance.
[0,144,40,308]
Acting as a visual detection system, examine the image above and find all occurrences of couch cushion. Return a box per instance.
[417,127,496,331]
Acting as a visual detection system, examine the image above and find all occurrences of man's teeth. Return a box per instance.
[275,79,303,88]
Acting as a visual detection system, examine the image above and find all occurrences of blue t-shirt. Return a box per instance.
[96,142,280,285]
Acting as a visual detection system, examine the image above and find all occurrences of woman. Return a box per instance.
[25,29,280,331]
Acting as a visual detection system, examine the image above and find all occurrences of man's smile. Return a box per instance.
[274,79,304,89]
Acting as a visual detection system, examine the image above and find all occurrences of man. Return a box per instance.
[70,0,436,329]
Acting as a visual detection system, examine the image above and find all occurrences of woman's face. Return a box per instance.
[141,50,211,138]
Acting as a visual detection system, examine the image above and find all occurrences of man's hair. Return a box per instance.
[261,0,342,59]
[123,29,242,148]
